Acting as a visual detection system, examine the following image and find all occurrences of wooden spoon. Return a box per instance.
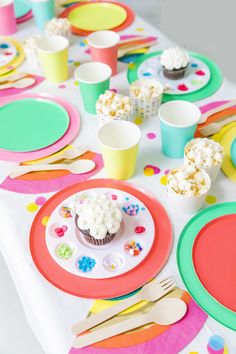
[0,77,35,90]
[73,298,187,348]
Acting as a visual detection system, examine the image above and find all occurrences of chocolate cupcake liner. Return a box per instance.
[78,227,116,245]
[162,66,188,80]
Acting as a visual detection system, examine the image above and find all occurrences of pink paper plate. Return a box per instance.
[30,179,173,299]
[0,93,81,162]
[16,10,33,24]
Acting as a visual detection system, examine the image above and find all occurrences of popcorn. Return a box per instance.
[130,79,163,100]
[167,165,211,197]
[185,138,224,169]
[45,18,71,42]
[96,90,131,124]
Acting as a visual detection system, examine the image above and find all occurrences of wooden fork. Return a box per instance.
[199,115,236,136]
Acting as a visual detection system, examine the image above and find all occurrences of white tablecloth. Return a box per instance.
[0,10,236,354]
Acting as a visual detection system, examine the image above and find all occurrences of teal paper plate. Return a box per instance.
[0,98,70,152]
[230,138,236,167]
[14,0,31,18]
[127,51,223,102]
[177,202,236,330]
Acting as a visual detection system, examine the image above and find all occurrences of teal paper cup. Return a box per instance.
[31,0,55,31]
[75,62,111,114]
[159,100,201,159]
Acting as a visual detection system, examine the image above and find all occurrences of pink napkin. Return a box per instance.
[0,74,45,97]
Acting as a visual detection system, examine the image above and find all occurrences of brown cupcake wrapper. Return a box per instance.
[78,227,116,245]
[162,66,188,80]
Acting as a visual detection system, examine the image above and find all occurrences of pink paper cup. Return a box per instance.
[0,0,16,35]
[87,30,120,76]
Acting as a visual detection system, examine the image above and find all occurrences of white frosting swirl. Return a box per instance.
[160,47,190,70]
[76,194,122,239]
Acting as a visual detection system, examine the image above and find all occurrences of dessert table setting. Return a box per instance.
[0,0,236,353]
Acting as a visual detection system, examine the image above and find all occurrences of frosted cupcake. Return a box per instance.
[184,138,224,181]
[76,194,122,245]
[160,47,190,80]
[167,165,211,214]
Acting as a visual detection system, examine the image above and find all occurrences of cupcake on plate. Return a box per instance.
[160,47,190,80]
[76,194,122,245]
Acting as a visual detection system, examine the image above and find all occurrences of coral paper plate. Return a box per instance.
[60,1,135,36]
[177,202,236,330]
[30,179,172,299]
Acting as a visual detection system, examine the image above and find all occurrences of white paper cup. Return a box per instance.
[130,79,164,120]
[184,139,224,181]
[167,169,211,214]
[97,111,131,127]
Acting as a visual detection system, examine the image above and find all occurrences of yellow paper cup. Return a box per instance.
[35,35,69,83]
[97,121,141,180]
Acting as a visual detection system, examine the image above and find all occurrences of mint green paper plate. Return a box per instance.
[177,202,236,330]
[0,98,70,152]
[127,51,223,102]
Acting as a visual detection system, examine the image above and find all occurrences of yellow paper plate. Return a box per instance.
[213,122,236,182]
[0,37,25,76]
[68,2,127,31]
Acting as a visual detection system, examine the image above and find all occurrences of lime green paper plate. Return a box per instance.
[68,2,127,31]
[0,98,70,152]
[177,202,236,330]
[127,51,222,102]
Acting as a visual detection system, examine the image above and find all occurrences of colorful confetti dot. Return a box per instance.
[147,132,156,139]
[73,61,80,67]
[191,79,204,86]
[74,81,79,86]
[128,62,135,69]
[111,194,117,200]
[189,352,199,354]
[0,43,9,48]
[125,240,143,256]
[191,63,198,68]
[134,117,143,125]
[79,41,86,47]
[177,84,189,91]
[195,70,205,76]
[83,39,88,44]
[68,59,74,63]
[78,256,96,272]
[164,169,170,175]
[125,197,129,200]
[26,202,39,213]
[7,65,14,70]
[208,335,225,351]
[136,27,144,32]
[144,167,154,176]
[160,175,168,185]
[142,72,152,76]
[42,216,49,226]
[141,207,145,211]
[135,226,146,234]
[110,88,117,93]
[35,196,47,206]
[205,195,217,204]
[58,84,66,89]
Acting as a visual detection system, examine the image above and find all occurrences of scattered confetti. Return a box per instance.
[79,41,86,47]
[26,202,38,213]
[35,196,46,206]
[42,216,50,226]
[110,88,117,93]
[74,81,79,86]
[125,240,143,256]
[0,43,9,48]
[125,197,129,200]
[136,27,144,32]
[142,72,152,76]
[7,65,14,70]
[78,256,96,272]
[68,59,74,63]
[205,195,217,204]
[128,62,135,69]
[144,165,161,176]
[147,132,156,139]
[83,39,88,44]
[134,117,143,125]
[58,84,66,89]
[73,61,80,67]
[111,194,118,200]
[207,335,225,352]
[164,169,170,175]
[160,175,168,185]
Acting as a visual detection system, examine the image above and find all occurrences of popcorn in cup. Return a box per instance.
[167,165,211,214]
[96,90,131,126]
[45,18,71,43]
[184,138,224,181]
[129,79,164,120]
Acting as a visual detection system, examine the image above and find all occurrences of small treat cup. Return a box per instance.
[87,30,120,76]
[130,79,164,120]
[35,35,69,83]
[31,0,55,32]
[159,100,201,158]
[0,0,16,35]
[184,139,224,181]
[167,169,211,214]
[75,62,111,114]
[97,120,141,180]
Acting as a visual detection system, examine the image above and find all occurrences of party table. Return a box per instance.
[0,7,236,354]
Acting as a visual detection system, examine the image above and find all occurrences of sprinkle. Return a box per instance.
[35,196,46,206]
[191,63,198,68]
[60,206,73,218]
[78,256,96,272]
[205,195,217,204]
[195,70,205,76]
[26,202,38,212]
[142,72,152,76]
[177,84,189,91]
[122,202,140,216]
[111,194,117,200]
[55,225,68,237]
[135,226,146,234]
[125,240,143,256]
[56,243,74,259]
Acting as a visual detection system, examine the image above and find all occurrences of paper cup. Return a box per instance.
[35,35,69,83]
[130,79,164,119]
[184,139,223,181]
[87,30,120,76]
[75,62,111,114]
[0,0,16,35]
[167,170,211,214]
[31,0,55,31]
[159,100,201,159]
[97,111,131,127]
[97,120,141,180]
